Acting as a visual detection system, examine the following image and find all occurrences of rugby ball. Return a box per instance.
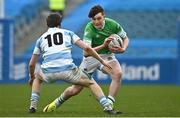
[108,34,123,48]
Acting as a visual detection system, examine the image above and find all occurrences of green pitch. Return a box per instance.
[0,84,180,117]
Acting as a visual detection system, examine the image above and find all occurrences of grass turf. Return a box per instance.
[0,84,180,117]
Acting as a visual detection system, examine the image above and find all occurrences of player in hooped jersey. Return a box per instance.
[28,13,120,114]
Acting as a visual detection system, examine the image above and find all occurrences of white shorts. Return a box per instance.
[36,67,91,84]
[80,54,117,74]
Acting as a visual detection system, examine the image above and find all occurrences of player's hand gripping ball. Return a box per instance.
[108,34,123,49]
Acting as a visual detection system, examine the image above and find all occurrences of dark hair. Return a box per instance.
[88,5,104,18]
[46,13,62,28]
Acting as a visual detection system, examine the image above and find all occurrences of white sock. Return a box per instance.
[107,95,115,105]
[99,96,113,110]
[30,91,39,109]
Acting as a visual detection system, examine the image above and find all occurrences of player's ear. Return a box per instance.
[102,12,105,17]
[103,14,105,19]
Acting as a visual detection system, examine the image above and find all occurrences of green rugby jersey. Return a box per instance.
[83,18,127,54]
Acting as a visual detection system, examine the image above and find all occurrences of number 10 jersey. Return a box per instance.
[33,27,80,73]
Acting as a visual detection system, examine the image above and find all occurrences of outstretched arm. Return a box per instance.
[75,39,112,70]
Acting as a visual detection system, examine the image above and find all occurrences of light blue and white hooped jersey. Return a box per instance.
[33,27,80,73]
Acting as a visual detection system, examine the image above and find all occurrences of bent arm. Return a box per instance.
[108,36,129,53]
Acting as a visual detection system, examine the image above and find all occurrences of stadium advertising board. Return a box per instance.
[74,58,179,85]
[94,58,178,84]
[0,55,179,84]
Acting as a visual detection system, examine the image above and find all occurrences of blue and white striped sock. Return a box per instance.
[30,91,40,109]
[99,96,111,109]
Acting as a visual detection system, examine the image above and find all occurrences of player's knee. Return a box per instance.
[119,71,123,79]
[85,80,95,87]
[113,71,122,81]
[33,76,42,84]
[79,77,94,87]
[68,86,82,96]
[35,73,41,79]
[73,87,83,95]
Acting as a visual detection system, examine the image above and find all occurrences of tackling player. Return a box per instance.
[28,13,120,114]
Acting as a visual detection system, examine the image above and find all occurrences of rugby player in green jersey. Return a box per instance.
[80,5,129,108]
[56,4,129,111]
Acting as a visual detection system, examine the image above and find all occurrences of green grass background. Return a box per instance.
[0,84,180,117]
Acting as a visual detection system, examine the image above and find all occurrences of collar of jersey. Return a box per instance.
[48,27,59,31]
[95,20,105,30]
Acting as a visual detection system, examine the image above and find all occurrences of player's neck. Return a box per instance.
[95,20,105,30]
